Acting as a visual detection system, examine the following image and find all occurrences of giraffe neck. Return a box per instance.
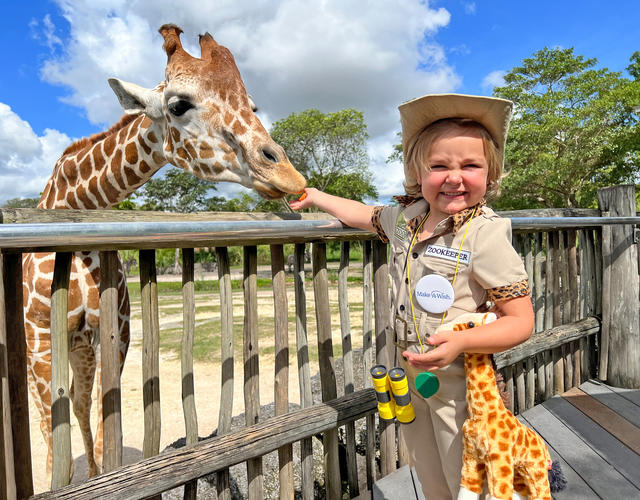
[464,353,505,421]
[39,114,167,209]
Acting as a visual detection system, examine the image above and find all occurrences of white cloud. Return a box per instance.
[482,70,506,90]
[464,2,477,15]
[0,103,70,204]
[28,0,461,201]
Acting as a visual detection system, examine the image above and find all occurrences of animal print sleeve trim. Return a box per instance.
[487,278,531,302]
[371,206,388,243]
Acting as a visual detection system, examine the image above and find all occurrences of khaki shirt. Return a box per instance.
[372,198,529,349]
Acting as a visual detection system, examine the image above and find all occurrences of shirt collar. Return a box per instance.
[393,196,486,236]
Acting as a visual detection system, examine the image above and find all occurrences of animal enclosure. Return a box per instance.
[0,184,639,499]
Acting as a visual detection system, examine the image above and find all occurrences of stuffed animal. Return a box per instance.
[437,312,566,500]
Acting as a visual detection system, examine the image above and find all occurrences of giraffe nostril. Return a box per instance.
[262,148,278,163]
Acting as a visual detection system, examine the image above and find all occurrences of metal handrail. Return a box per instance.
[0,216,638,252]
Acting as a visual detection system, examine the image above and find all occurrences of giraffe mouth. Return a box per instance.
[252,179,288,199]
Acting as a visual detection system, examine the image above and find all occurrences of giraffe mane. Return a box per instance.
[62,113,141,156]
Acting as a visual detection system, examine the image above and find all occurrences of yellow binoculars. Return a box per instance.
[370,365,415,424]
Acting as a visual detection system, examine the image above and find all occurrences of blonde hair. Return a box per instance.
[403,118,503,200]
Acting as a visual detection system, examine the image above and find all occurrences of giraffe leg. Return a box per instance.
[69,343,99,477]
[26,357,54,481]
[485,458,514,500]
[458,430,485,499]
[93,355,103,471]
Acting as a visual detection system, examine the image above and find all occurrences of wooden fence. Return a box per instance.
[0,185,639,499]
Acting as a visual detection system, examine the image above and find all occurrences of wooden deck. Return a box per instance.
[369,379,640,499]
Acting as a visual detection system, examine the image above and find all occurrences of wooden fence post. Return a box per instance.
[597,185,640,388]
[2,253,33,498]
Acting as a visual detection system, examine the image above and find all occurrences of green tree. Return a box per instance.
[2,197,40,208]
[270,108,378,203]
[492,47,640,209]
[628,51,640,80]
[139,167,216,212]
[139,167,218,272]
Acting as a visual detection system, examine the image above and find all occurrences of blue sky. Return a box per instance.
[0,0,638,204]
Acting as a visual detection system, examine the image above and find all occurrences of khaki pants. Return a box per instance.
[399,355,468,500]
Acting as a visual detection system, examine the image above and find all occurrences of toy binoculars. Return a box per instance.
[370,365,415,424]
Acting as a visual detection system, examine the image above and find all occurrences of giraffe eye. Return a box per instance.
[467,322,475,328]
[168,98,194,117]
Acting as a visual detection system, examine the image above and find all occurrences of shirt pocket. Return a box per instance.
[421,253,458,281]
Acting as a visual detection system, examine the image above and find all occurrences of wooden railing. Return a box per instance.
[0,187,639,499]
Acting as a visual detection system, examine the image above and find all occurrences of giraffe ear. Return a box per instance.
[108,79,163,120]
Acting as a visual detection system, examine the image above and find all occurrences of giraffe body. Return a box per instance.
[24,24,305,483]
[438,313,553,500]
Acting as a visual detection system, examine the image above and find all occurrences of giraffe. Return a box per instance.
[23,24,306,482]
[437,312,560,500]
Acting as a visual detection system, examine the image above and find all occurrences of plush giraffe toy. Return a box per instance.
[437,312,565,500]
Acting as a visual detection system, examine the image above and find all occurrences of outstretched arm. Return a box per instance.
[403,296,534,371]
[289,187,375,233]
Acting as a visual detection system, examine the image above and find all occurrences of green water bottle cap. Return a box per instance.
[415,372,439,398]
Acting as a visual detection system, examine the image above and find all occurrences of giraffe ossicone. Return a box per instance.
[25,24,306,486]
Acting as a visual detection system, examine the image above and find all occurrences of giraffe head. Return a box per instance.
[108,24,306,199]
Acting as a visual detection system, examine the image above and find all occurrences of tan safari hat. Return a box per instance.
[398,93,513,193]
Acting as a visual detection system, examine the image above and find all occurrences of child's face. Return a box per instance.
[416,129,488,220]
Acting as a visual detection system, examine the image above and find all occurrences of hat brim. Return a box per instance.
[399,93,513,161]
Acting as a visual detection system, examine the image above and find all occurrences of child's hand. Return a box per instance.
[402,329,464,371]
[289,188,318,210]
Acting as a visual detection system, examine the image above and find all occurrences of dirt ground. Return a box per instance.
[29,267,363,494]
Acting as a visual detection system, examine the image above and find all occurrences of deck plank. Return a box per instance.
[372,465,424,500]
[562,387,640,455]
[543,395,640,488]
[518,415,599,499]
[579,380,640,427]
[522,402,639,498]
[603,382,640,407]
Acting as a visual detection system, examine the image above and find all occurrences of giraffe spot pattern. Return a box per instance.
[200,143,215,159]
[139,136,152,156]
[125,141,139,165]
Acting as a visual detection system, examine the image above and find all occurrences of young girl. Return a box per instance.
[290,94,534,499]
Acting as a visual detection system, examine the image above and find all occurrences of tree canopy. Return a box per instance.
[270,108,378,202]
[493,47,640,209]
[1,197,40,208]
[138,167,215,213]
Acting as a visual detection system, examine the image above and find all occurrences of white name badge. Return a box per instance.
[415,274,454,313]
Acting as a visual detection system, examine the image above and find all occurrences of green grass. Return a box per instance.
[127,273,363,299]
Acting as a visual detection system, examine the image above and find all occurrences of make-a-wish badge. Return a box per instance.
[414,274,454,313]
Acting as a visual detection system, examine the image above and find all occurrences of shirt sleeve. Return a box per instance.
[371,205,403,244]
[470,217,530,301]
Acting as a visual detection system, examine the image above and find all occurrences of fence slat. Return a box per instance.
[270,244,294,500]
[1,253,31,498]
[51,252,72,489]
[243,246,263,500]
[312,242,341,499]
[362,240,376,490]
[560,232,573,390]
[99,250,123,472]
[139,250,161,461]
[0,257,16,500]
[181,248,198,500]
[215,247,234,500]
[567,230,581,388]
[338,242,359,497]
[550,233,564,395]
[293,243,313,500]
[372,240,395,477]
